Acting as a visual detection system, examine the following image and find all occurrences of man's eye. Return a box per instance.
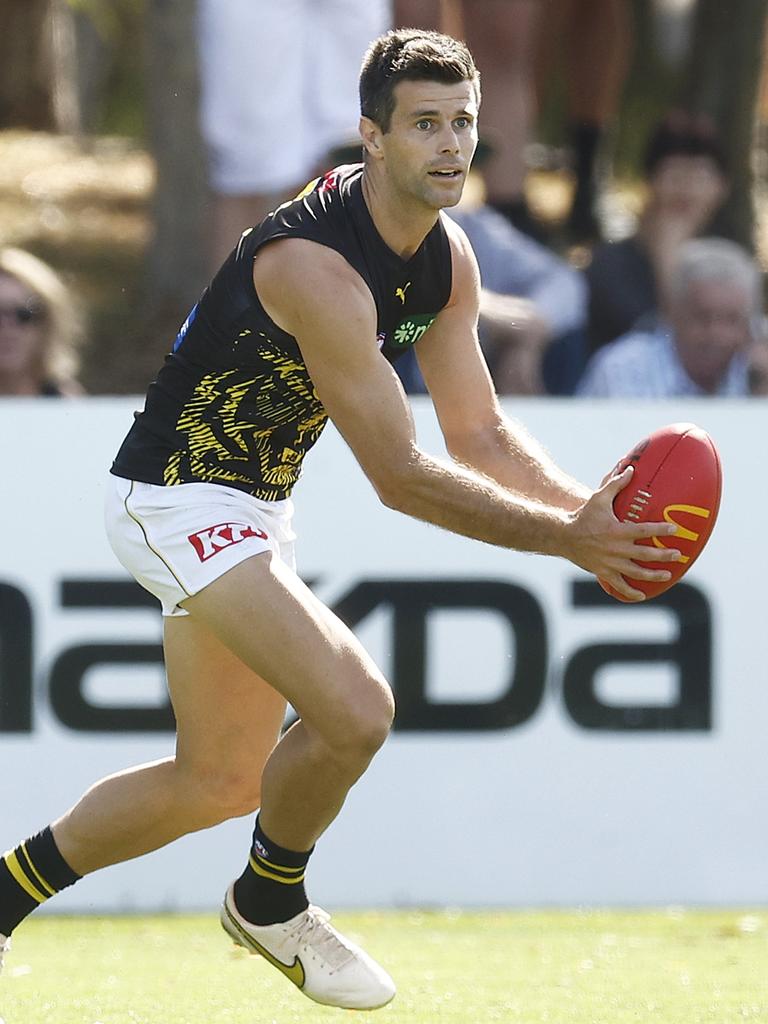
[416,120,432,130]
[454,118,470,129]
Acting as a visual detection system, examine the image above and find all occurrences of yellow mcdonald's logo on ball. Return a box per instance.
[651,503,711,564]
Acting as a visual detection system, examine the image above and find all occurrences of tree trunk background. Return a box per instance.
[143,0,208,324]
[0,0,57,128]
[679,0,768,249]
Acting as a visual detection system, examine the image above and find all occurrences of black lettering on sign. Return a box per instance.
[48,579,172,732]
[0,583,33,732]
[334,579,548,731]
[563,581,712,731]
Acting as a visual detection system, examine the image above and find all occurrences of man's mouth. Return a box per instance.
[428,169,462,180]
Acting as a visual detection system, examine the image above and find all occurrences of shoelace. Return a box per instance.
[288,907,356,972]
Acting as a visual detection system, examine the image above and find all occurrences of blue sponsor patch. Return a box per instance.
[173,303,199,351]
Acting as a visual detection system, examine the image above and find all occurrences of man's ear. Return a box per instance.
[360,116,384,160]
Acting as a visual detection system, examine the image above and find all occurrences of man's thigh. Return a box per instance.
[163,612,287,776]
[179,553,393,747]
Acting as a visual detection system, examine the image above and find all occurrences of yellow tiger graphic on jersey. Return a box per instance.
[163,345,327,500]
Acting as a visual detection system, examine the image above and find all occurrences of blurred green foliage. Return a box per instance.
[68,0,148,138]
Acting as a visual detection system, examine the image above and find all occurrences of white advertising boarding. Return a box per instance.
[0,398,764,911]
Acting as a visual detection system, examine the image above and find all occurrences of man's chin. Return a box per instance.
[438,193,463,209]
[426,186,464,210]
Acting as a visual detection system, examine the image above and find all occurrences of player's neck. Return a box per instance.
[361,171,439,261]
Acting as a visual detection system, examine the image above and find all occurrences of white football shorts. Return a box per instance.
[104,476,296,617]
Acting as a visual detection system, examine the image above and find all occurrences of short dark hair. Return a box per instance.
[643,110,729,177]
[359,28,480,133]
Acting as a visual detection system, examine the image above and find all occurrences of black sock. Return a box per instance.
[570,120,603,187]
[0,827,81,935]
[567,120,604,240]
[233,816,312,926]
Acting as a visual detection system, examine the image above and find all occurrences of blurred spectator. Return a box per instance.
[576,238,765,398]
[451,191,587,394]
[584,112,730,355]
[454,0,544,239]
[197,0,390,270]
[394,0,632,242]
[395,165,587,396]
[0,248,83,397]
[533,0,633,243]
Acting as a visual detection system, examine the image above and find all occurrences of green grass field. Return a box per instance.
[1,909,767,1023]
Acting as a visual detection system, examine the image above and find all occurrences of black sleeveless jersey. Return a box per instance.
[111,164,453,501]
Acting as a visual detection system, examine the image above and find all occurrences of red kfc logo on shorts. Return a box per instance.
[188,522,268,562]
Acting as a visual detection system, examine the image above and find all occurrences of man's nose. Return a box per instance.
[437,125,459,153]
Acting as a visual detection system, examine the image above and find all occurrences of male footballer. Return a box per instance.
[0,29,680,1010]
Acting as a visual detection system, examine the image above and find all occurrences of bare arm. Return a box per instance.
[253,237,679,599]
[418,218,590,508]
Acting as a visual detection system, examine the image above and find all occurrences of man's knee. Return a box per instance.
[333,679,395,768]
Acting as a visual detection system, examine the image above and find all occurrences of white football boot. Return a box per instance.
[0,934,9,975]
[220,885,395,1010]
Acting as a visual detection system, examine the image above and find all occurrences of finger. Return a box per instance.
[621,563,674,583]
[627,544,683,563]
[606,573,646,601]
[622,520,680,539]
[600,465,633,496]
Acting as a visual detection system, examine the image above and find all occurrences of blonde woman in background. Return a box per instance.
[0,247,83,396]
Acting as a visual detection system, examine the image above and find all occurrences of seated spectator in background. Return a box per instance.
[451,193,587,394]
[584,112,730,356]
[396,163,588,396]
[577,238,765,398]
[0,248,83,396]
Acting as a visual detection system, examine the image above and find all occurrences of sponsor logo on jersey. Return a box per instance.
[391,313,436,347]
[173,303,199,352]
[188,522,268,562]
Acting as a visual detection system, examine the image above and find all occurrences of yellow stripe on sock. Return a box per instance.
[256,855,305,875]
[249,854,305,885]
[5,851,49,903]
[20,843,56,898]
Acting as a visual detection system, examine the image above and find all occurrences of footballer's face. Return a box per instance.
[371,78,478,210]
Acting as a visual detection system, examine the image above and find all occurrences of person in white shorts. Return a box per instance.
[106,479,298,617]
[198,0,391,268]
[0,28,682,1011]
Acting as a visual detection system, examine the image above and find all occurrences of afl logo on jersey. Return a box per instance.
[395,282,412,305]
